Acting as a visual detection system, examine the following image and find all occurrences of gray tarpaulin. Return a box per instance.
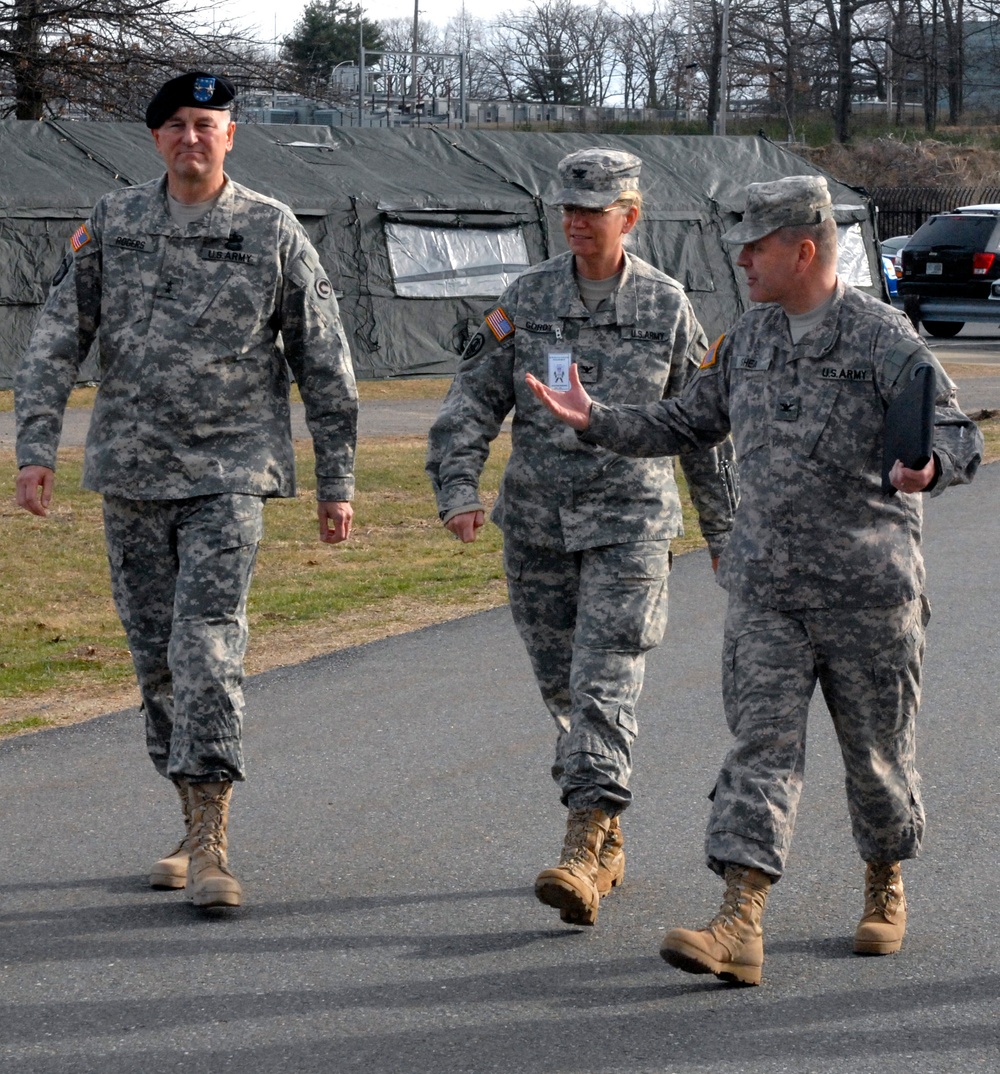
[0,121,883,386]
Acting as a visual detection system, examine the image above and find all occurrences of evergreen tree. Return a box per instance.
[282,0,384,92]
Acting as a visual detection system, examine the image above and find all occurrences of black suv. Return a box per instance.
[898,204,1000,337]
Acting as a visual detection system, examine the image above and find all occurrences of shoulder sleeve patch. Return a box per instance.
[51,253,73,287]
[883,336,931,389]
[700,334,725,369]
[70,224,92,253]
[286,248,319,291]
[485,306,514,343]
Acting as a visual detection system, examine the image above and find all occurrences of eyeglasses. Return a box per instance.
[560,205,617,218]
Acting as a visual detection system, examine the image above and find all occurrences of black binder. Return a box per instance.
[881,363,936,494]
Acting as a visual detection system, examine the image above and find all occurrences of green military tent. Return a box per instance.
[0,120,882,387]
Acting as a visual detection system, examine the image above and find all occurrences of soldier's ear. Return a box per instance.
[620,206,640,235]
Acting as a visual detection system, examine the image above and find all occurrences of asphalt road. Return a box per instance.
[922,322,1000,374]
[2,459,998,1073]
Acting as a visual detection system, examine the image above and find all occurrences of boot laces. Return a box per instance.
[192,792,229,866]
[711,867,766,929]
[867,864,901,913]
[558,811,604,868]
[711,878,746,929]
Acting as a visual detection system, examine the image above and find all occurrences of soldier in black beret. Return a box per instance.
[145,71,237,129]
[16,67,357,913]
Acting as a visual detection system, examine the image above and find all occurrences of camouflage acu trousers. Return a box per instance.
[102,493,265,783]
[706,595,929,878]
[504,536,671,814]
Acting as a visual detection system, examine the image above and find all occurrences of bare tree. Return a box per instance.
[375,16,449,108]
[685,0,727,131]
[736,0,830,136]
[491,1,580,103]
[442,12,499,100]
[489,0,619,105]
[0,0,275,120]
[615,1,687,111]
[819,0,889,140]
[567,4,620,105]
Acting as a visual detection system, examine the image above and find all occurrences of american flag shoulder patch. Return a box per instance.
[70,224,92,252]
[699,334,725,369]
[485,306,514,343]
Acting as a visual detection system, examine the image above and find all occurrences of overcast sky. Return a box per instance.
[234,0,512,52]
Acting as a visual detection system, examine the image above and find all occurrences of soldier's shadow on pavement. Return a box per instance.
[0,882,564,951]
[0,879,530,911]
[766,936,858,960]
[6,968,998,1072]
[0,874,152,897]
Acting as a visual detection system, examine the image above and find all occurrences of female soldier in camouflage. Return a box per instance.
[427,148,735,927]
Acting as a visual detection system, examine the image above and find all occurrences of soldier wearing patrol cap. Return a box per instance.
[15,71,358,910]
[428,148,737,928]
[528,173,983,981]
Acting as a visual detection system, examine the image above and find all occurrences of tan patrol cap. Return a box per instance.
[555,149,642,209]
[723,175,834,244]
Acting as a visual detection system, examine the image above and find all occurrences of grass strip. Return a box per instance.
[4,410,997,736]
[0,377,452,413]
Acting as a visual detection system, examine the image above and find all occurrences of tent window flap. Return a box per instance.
[385,222,530,298]
[837,222,873,288]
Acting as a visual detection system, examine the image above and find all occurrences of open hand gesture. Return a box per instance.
[525,364,594,430]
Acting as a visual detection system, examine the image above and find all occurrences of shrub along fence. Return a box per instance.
[873,186,1000,240]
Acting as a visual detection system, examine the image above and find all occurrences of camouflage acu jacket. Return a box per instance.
[585,280,983,609]
[427,250,736,555]
[15,176,357,502]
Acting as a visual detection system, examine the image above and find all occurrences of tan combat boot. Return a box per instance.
[186,781,242,908]
[854,861,906,955]
[596,814,625,897]
[149,780,193,890]
[660,864,772,986]
[535,807,612,926]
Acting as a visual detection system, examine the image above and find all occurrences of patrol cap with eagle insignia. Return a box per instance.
[145,71,237,129]
[554,148,642,209]
[722,175,834,245]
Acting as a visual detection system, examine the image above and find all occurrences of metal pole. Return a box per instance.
[718,0,730,135]
[459,50,466,129]
[411,0,419,100]
[358,6,364,127]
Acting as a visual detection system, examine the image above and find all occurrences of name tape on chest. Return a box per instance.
[821,366,872,382]
[114,235,147,251]
[734,352,773,371]
[200,248,259,266]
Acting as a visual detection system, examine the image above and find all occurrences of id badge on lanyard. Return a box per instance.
[547,348,573,392]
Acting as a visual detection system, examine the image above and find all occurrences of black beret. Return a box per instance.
[145,71,236,129]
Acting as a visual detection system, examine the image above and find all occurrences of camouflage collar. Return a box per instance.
[610,253,640,326]
[786,278,847,359]
[137,174,237,239]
